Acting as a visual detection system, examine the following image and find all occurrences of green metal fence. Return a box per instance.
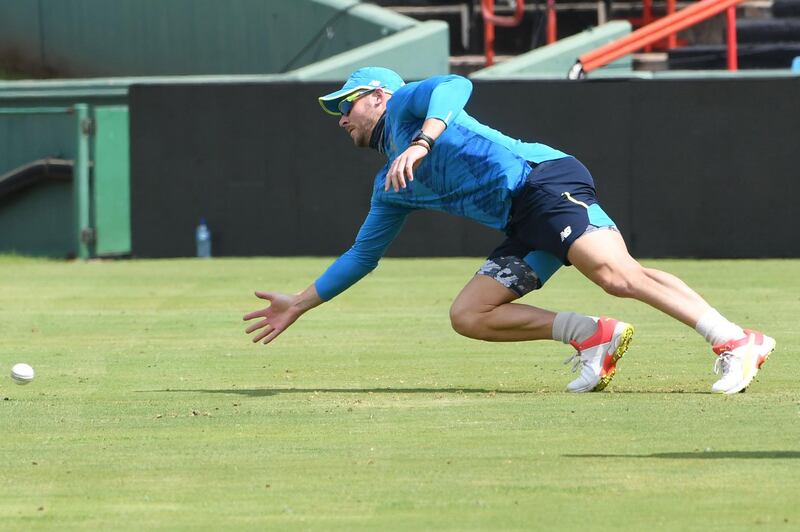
[0,103,129,258]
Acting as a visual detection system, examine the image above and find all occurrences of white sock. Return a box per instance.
[552,312,598,345]
[695,309,745,346]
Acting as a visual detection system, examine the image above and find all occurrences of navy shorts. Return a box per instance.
[487,157,616,285]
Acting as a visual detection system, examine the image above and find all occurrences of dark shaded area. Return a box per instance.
[565,451,800,459]
[773,0,800,17]
[668,43,800,69]
[0,158,73,199]
[141,387,529,397]
[738,18,800,43]
[0,49,62,79]
[129,77,800,258]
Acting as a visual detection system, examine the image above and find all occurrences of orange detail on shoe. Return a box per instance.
[601,350,616,376]
[743,329,771,367]
[712,329,764,356]
[568,317,618,379]
[569,316,615,351]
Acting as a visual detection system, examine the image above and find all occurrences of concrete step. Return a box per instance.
[633,52,669,71]
[449,54,514,76]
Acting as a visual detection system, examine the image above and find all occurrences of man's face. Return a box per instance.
[338,89,387,148]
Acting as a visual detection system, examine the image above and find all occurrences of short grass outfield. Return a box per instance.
[0,256,798,530]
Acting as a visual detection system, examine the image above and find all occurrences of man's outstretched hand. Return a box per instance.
[243,285,323,345]
[243,291,298,344]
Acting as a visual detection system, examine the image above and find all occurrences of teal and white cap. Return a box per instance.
[318,67,405,116]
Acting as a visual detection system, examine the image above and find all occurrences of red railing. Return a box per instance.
[569,0,744,79]
[638,0,678,51]
[481,0,527,66]
[546,0,557,44]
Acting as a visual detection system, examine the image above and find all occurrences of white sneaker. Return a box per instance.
[563,317,634,393]
[711,329,776,394]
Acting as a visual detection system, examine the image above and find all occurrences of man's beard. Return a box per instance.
[353,129,371,147]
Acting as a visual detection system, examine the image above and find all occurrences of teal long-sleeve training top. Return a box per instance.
[314,75,569,301]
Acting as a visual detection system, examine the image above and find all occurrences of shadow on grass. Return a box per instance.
[137,387,716,397]
[601,390,711,395]
[564,451,800,459]
[139,387,531,397]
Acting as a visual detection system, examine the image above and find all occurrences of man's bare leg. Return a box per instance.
[449,275,555,342]
[567,229,711,327]
[567,228,776,393]
[448,266,632,392]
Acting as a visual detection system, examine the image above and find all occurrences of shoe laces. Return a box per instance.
[713,352,733,376]
[563,351,584,373]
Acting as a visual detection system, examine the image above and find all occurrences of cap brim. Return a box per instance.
[317,85,382,116]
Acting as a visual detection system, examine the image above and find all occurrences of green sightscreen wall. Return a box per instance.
[93,106,130,256]
[0,0,416,77]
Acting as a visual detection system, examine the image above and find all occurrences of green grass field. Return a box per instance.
[0,256,798,530]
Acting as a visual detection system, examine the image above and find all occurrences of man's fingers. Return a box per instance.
[242,309,265,321]
[245,318,269,334]
[389,160,401,190]
[262,328,283,345]
[252,325,275,343]
[390,170,400,192]
[243,292,277,320]
[386,146,427,192]
[404,162,415,183]
[394,159,407,190]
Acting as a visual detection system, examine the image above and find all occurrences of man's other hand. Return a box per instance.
[385,144,428,192]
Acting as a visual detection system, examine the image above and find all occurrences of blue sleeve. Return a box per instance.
[314,201,411,301]
[396,75,473,126]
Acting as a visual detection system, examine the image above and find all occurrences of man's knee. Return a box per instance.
[593,263,646,298]
[449,302,482,338]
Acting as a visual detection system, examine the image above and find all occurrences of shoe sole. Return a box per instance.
[591,323,635,392]
[721,336,776,395]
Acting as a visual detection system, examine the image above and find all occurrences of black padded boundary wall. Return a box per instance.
[129,78,800,258]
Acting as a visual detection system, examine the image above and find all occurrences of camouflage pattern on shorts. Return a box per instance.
[476,256,541,296]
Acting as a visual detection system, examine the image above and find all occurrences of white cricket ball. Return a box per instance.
[11,363,35,385]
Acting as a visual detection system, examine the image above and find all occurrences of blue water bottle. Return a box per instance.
[195,217,212,258]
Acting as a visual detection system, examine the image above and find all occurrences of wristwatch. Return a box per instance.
[412,129,436,151]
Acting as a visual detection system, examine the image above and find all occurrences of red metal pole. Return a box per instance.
[482,0,526,25]
[482,0,525,65]
[643,0,653,52]
[667,0,677,48]
[547,0,557,44]
[485,0,495,66]
[726,5,738,70]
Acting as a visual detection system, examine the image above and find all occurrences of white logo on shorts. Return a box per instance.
[560,226,572,242]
